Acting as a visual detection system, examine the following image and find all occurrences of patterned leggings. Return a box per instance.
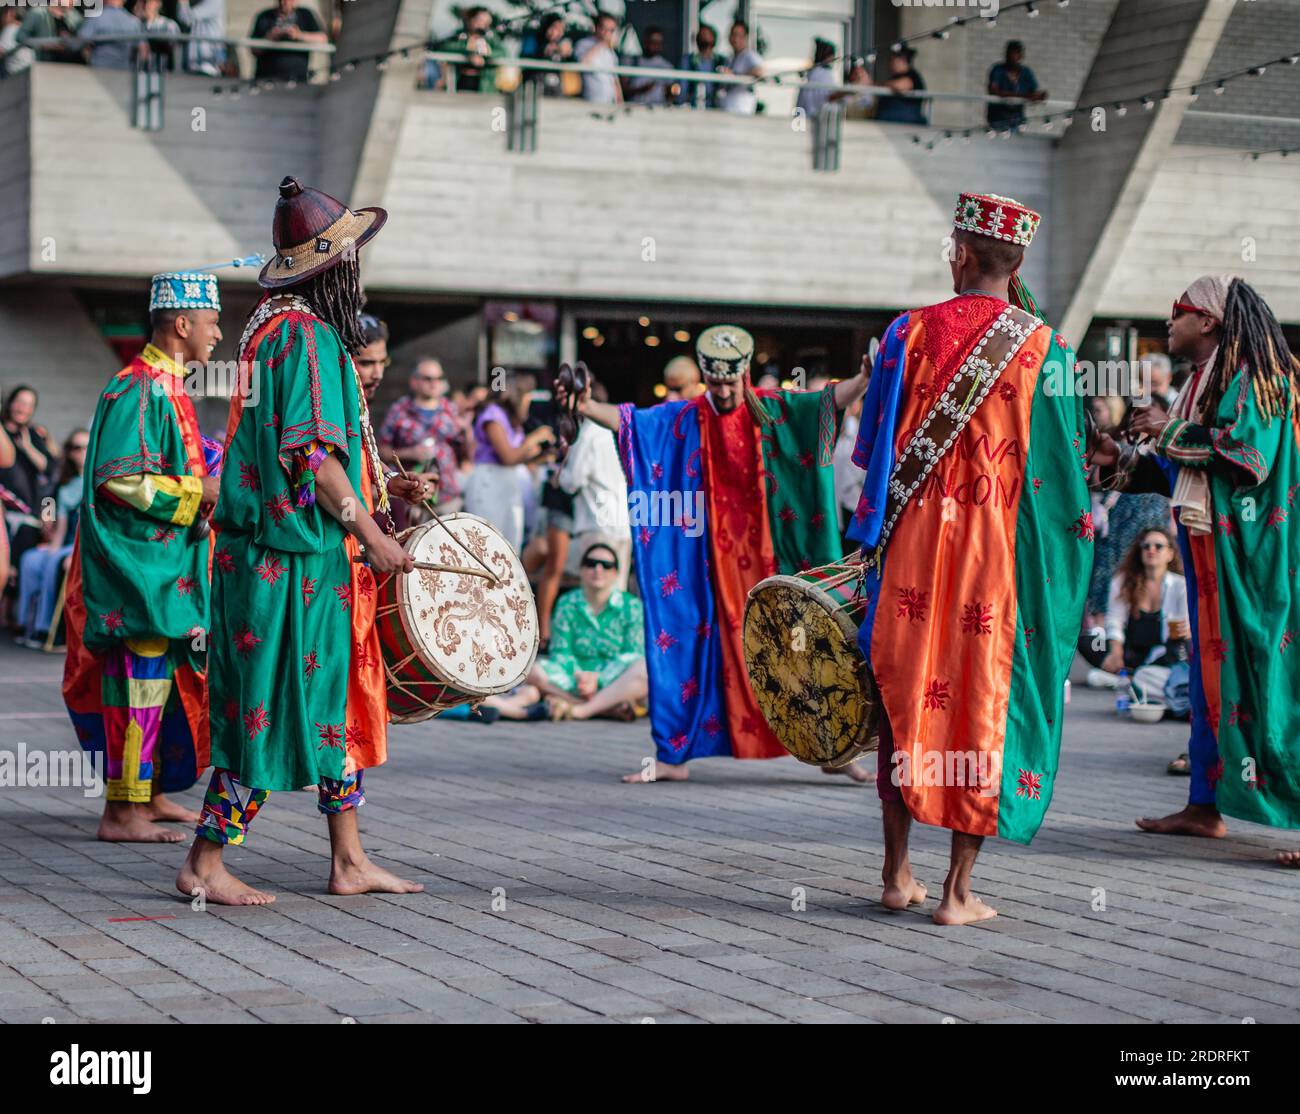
[195,768,366,846]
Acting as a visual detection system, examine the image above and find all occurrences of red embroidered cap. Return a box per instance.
[954,192,1040,247]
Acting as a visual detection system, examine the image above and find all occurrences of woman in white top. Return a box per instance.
[1081,526,1189,682]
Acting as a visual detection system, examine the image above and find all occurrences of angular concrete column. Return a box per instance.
[318,0,434,202]
[1050,0,1234,343]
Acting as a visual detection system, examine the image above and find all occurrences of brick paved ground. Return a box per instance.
[1,640,1296,1024]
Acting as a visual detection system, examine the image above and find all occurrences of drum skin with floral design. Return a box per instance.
[376,513,539,723]
[743,562,880,767]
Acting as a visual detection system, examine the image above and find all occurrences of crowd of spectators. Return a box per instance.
[427,8,941,122]
[0,0,332,80]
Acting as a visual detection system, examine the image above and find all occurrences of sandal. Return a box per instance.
[1166,753,1191,776]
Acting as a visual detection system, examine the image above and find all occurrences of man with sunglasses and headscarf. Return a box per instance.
[1093,275,1300,861]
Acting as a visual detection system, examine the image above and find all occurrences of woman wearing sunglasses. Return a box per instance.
[487,540,647,721]
[1080,526,1188,697]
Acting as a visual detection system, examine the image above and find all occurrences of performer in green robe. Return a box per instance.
[63,272,224,843]
[1093,275,1300,858]
[175,177,433,906]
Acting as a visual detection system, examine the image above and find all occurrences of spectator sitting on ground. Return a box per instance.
[2,9,36,76]
[352,313,389,403]
[662,355,705,400]
[80,0,146,69]
[719,20,762,115]
[575,11,621,104]
[873,44,926,124]
[626,25,674,106]
[1080,526,1188,691]
[134,0,180,70]
[678,23,725,109]
[17,0,82,65]
[795,37,837,121]
[487,540,647,721]
[15,428,86,649]
[251,0,325,84]
[524,13,573,96]
[986,39,1046,132]
[444,5,502,93]
[177,0,227,77]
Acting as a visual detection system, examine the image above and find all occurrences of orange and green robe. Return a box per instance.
[207,307,387,792]
[63,344,212,802]
[847,296,1091,843]
[1120,365,1300,830]
[617,386,842,764]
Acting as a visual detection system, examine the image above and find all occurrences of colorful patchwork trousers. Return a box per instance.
[102,637,179,803]
[195,768,366,846]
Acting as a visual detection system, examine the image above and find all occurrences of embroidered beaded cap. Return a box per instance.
[696,324,754,382]
[953,192,1041,247]
[149,272,220,312]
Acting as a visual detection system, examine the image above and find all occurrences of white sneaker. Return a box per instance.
[1086,668,1122,690]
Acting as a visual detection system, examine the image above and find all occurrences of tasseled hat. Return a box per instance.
[258,176,388,289]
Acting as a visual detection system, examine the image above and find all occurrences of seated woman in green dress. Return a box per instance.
[490,540,647,721]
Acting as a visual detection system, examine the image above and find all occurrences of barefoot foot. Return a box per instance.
[1135,804,1227,838]
[881,875,928,910]
[622,759,689,784]
[98,808,186,843]
[141,793,200,824]
[176,854,276,906]
[328,856,424,896]
[823,761,871,784]
[933,893,998,926]
[1276,850,1300,868]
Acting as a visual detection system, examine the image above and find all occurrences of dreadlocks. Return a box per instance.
[294,255,367,354]
[1203,279,1300,424]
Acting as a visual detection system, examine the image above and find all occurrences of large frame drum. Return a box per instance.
[375,513,539,723]
[744,562,880,768]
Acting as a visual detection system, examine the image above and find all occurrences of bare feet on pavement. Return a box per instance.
[329,856,424,896]
[622,759,689,784]
[1135,803,1227,838]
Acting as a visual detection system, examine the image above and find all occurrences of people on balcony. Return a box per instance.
[678,23,725,109]
[135,0,181,71]
[443,5,503,93]
[79,0,146,70]
[795,37,837,121]
[873,44,926,124]
[625,25,674,106]
[523,12,573,97]
[16,0,82,65]
[720,19,762,114]
[1,10,35,77]
[250,0,325,84]
[575,11,621,104]
[987,39,1046,131]
[177,0,228,77]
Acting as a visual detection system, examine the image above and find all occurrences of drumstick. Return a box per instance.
[388,456,500,585]
[351,555,498,580]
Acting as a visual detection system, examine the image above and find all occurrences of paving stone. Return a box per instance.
[0,642,1297,1023]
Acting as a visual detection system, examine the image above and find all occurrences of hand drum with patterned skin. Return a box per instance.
[744,562,880,767]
